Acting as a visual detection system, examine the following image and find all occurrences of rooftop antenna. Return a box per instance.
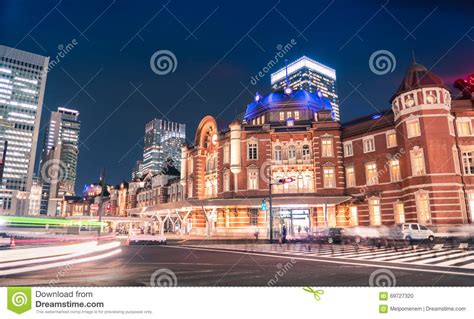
[285,59,289,87]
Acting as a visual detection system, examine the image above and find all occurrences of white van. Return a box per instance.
[395,223,435,242]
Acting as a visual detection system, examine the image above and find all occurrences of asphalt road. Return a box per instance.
[1,242,474,286]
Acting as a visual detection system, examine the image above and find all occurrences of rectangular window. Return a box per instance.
[411,148,426,176]
[286,111,292,119]
[321,138,334,157]
[323,167,335,188]
[394,202,405,223]
[294,111,300,120]
[365,162,378,185]
[223,171,230,192]
[349,206,358,226]
[247,169,258,190]
[249,208,259,226]
[462,151,474,175]
[247,142,258,160]
[345,165,356,187]
[390,159,401,182]
[457,118,473,136]
[386,130,397,148]
[343,142,353,157]
[223,144,230,164]
[261,115,265,124]
[279,112,284,121]
[369,198,381,226]
[407,119,421,138]
[363,136,375,153]
[416,192,431,224]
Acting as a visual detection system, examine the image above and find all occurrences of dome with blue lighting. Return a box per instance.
[244,89,332,122]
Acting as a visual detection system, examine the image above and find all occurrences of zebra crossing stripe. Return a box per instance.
[333,247,415,259]
[416,251,472,265]
[435,253,474,267]
[381,249,455,263]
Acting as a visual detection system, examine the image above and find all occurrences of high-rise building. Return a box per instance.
[142,119,185,175]
[39,107,80,215]
[132,160,143,179]
[271,56,340,120]
[0,45,49,193]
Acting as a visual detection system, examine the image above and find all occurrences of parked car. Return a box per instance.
[445,225,474,243]
[341,226,380,244]
[393,223,435,242]
[313,227,343,244]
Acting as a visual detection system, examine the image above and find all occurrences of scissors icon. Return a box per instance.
[303,287,324,301]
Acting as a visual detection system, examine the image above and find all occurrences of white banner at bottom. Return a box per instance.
[0,287,472,318]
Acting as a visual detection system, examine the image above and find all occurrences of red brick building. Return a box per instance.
[127,62,474,236]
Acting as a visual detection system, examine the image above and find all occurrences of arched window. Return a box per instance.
[288,145,296,160]
[274,145,282,161]
[302,145,311,160]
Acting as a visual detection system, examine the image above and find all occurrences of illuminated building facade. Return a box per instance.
[142,119,185,175]
[126,61,473,237]
[0,45,49,196]
[271,56,340,120]
[39,107,80,215]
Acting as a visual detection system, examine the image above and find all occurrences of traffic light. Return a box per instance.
[261,199,267,210]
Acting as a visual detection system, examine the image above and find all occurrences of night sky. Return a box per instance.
[1,0,473,192]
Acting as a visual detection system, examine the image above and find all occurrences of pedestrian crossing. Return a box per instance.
[192,243,474,270]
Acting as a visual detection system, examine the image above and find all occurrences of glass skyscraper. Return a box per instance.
[271,56,340,120]
[0,45,49,195]
[39,107,81,215]
[142,119,185,175]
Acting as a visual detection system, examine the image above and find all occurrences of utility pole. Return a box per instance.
[98,168,106,239]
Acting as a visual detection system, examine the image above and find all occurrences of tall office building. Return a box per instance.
[142,119,185,175]
[271,56,340,120]
[39,107,80,215]
[0,45,49,191]
[0,45,49,214]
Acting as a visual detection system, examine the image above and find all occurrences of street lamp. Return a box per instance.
[268,176,295,243]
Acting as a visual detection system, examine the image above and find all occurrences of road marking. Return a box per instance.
[163,245,474,277]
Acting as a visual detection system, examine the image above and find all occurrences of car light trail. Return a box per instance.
[0,241,121,269]
[0,216,106,227]
[0,241,98,263]
[0,248,122,276]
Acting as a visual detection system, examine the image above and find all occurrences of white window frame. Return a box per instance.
[385,130,397,148]
[247,141,258,160]
[390,159,401,182]
[302,144,311,161]
[363,136,375,153]
[462,150,474,175]
[406,118,421,138]
[410,147,426,176]
[415,190,431,224]
[321,137,334,157]
[394,201,405,223]
[349,206,358,226]
[365,162,378,185]
[223,143,230,164]
[274,145,282,161]
[323,167,336,188]
[368,197,381,226]
[343,141,353,157]
[247,168,259,190]
[345,165,356,187]
[456,117,473,137]
[223,170,230,192]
